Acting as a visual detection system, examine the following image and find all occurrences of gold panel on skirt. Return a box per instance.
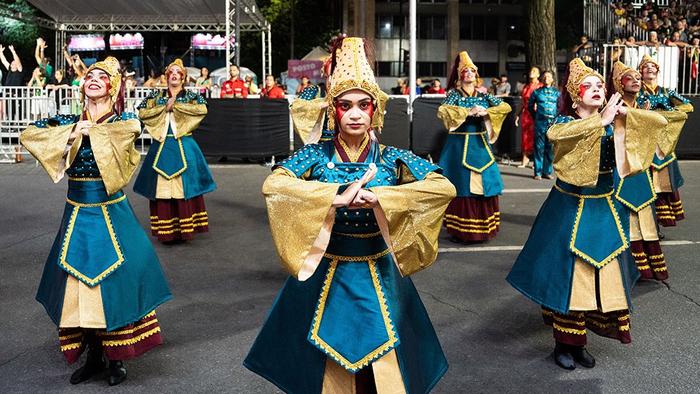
[629,205,659,242]
[569,258,629,313]
[60,276,107,328]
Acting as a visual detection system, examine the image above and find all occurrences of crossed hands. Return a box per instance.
[600,92,627,127]
[69,120,92,142]
[469,105,489,118]
[332,165,379,209]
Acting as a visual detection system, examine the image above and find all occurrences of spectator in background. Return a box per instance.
[0,44,24,86]
[666,30,688,47]
[572,35,593,59]
[156,74,167,88]
[27,67,46,88]
[46,69,69,90]
[35,38,53,79]
[416,78,424,94]
[677,19,689,42]
[295,75,311,94]
[426,79,445,94]
[645,30,661,47]
[220,64,248,98]
[625,35,638,46]
[63,47,87,85]
[495,74,511,97]
[488,77,499,95]
[391,78,405,94]
[261,75,285,99]
[244,75,259,94]
[195,66,212,94]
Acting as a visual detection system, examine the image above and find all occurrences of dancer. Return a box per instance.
[20,57,172,386]
[528,69,559,180]
[290,53,336,144]
[611,61,671,280]
[245,36,455,393]
[437,50,512,242]
[507,58,666,370]
[133,59,216,243]
[638,54,693,226]
[517,66,542,167]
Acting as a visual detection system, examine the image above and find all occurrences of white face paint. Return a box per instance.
[84,69,110,100]
[578,75,605,108]
[335,89,374,139]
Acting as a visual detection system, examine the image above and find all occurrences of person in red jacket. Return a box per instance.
[261,75,286,99]
[220,65,248,98]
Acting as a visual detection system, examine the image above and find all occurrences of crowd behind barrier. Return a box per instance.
[4,85,699,164]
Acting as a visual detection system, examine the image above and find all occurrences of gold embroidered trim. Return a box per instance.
[309,259,398,371]
[102,327,161,347]
[444,212,500,223]
[68,177,103,182]
[59,205,125,286]
[152,136,188,180]
[323,249,391,262]
[332,231,382,238]
[651,152,676,170]
[554,184,613,199]
[60,342,82,352]
[59,332,83,341]
[615,170,656,212]
[461,132,496,173]
[569,196,629,268]
[337,135,369,163]
[552,323,586,335]
[154,221,209,235]
[66,194,126,208]
[149,212,208,224]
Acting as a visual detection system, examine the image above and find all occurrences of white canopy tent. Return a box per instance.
[19,0,271,76]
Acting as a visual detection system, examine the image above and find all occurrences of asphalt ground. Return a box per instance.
[1,161,699,393]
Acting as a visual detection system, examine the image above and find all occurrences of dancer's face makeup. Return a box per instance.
[335,89,374,138]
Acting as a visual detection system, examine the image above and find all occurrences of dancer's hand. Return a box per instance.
[350,189,378,209]
[601,93,624,126]
[332,166,377,207]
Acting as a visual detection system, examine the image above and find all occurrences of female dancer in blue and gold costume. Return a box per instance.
[245,37,456,393]
[528,70,559,179]
[437,51,511,242]
[507,58,666,370]
[638,54,693,227]
[611,61,673,280]
[133,59,216,243]
[20,57,172,386]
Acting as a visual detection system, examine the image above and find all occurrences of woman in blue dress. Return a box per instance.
[507,58,666,371]
[637,54,693,227]
[20,57,172,386]
[133,59,216,243]
[437,50,512,242]
[245,37,456,394]
[527,69,559,179]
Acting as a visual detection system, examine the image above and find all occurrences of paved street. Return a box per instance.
[1,161,699,393]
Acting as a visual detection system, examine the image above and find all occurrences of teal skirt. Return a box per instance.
[36,179,172,331]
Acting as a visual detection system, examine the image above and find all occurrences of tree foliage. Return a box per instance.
[240,0,340,77]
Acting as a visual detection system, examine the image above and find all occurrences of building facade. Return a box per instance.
[341,0,527,92]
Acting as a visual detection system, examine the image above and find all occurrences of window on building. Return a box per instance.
[505,16,523,40]
[377,15,406,39]
[419,15,446,39]
[474,62,499,77]
[418,62,447,77]
[460,15,500,40]
[376,61,403,77]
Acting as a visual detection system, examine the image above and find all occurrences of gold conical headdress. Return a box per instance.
[612,61,640,94]
[326,37,388,130]
[83,56,122,102]
[638,54,660,73]
[565,58,603,101]
[166,58,185,76]
[457,50,478,76]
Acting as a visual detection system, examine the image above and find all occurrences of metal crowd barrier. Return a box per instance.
[0,86,212,163]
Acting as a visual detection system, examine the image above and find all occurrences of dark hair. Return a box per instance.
[558,64,575,116]
[539,69,555,84]
[500,74,507,78]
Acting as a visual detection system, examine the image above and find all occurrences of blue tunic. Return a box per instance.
[507,116,639,314]
[35,113,172,331]
[638,86,689,190]
[244,141,448,394]
[438,90,504,197]
[133,90,217,200]
[528,86,559,176]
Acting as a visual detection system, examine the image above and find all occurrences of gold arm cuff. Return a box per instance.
[291,97,327,144]
[20,123,75,183]
[485,101,512,142]
[655,109,688,155]
[623,108,667,173]
[88,119,141,196]
[172,102,207,138]
[437,104,470,131]
[548,114,605,187]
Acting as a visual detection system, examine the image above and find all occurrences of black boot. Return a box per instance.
[570,346,596,368]
[107,360,127,386]
[70,335,106,384]
[553,342,576,370]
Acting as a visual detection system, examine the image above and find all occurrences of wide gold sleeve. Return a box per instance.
[621,108,667,174]
[485,101,512,143]
[371,172,456,277]
[88,119,142,196]
[20,123,75,183]
[673,102,693,114]
[172,102,207,138]
[547,114,605,187]
[291,97,326,144]
[263,168,340,279]
[138,104,168,142]
[436,104,469,131]
[655,109,688,156]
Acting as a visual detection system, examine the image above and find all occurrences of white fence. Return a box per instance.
[599,45,700,96]
[0,86,209,163]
